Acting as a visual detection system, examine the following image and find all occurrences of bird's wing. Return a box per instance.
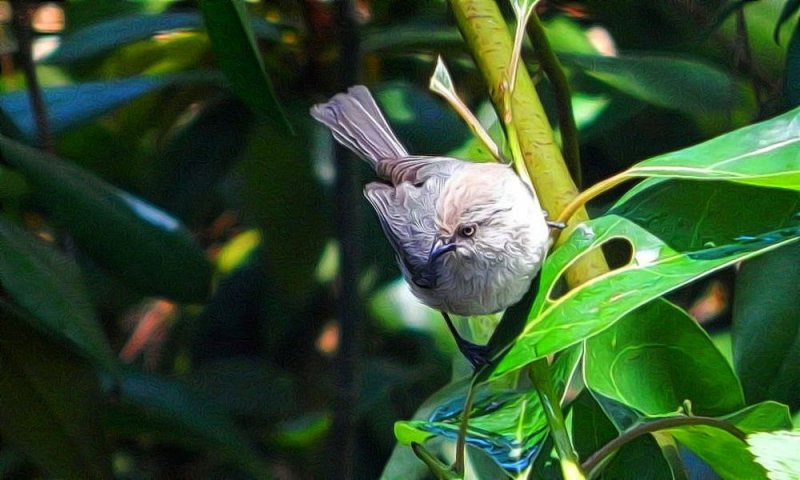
[375,155,463,185]
[364,177,446,278]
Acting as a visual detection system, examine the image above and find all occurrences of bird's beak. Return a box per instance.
[427,237,456,264]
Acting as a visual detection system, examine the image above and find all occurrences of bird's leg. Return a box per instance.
[441,312,490,369]
[542,210,566,230]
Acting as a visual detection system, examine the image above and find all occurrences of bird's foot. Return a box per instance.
[542,210,567,230]
[442,312,491,369]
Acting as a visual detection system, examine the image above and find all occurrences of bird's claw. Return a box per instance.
[459,341,491,369]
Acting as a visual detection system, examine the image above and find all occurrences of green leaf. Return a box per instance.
[571,392,673,479]
[0,73,222,141]
[44,12,280,64]
[0,135,212,302]
[395,351,580,474]
[585,299,744,417]
[624,106,800,190]
[774,0,800,43]
[199,0,290,132]
[748,430,800,479]
[670,425,766,480]
[0,217,116,372]
[733,242,800,411]
[492,215,799,378]
[786,19,800,107]
[103,371,272,479]
[611,179,800,252]
[559,53,743,115]
[0,301,111,479]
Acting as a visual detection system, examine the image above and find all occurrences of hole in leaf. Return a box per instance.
[548,237,634,302]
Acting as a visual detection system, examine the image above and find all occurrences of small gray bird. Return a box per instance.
[311,86,551,366]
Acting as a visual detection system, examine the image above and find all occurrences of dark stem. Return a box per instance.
[11,0,53,151]
[581,415,747,475]
[328,0,361,479]
[525,12,581,188]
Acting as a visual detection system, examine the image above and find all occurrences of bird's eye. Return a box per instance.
[458,223,477,238]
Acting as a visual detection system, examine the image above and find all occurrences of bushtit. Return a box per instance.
[311,86,551,366]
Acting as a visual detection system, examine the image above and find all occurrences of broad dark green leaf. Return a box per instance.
[491,215,799,378]
[611,179,800,252]
[0,301,111,479]
[747,430,800,478]
[0,135,212,302]
[623,106,800,190]
[786,19,800,107]
[733,242,800,411]
[774,0,800,43]
[0,217,116,372]
[0,73,222,141]
[199,0,290,132]
[45,12,281,64]
[585,299,744,417]
[559,53,744,115]
[103,371,272,479]
[571,392,673,479]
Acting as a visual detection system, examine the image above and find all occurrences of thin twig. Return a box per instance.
[581,415,747,475]
[11,0,53,151]
[526,12,581,187]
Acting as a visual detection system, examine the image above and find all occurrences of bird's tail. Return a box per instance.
[310,86,408,168]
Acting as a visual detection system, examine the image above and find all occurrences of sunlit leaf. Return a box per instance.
[199,0,290,132]
[0,135,212,302]
[492,215,800,379]
[623,106,800,190]
[748,430,800,479]
[585,299,744,417]
[0,301,111,479]
[0,217,116,372]
[395,350,580,474]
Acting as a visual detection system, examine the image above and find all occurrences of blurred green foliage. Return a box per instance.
[0,0,798,478]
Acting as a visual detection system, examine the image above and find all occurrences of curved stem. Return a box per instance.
[530,359,586,480]
[526,12,582,188]
[581,416,747,476]
[454,377,478,476]
[555,171,631,227]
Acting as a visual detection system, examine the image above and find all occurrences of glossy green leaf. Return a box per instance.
[0,217,116,372]
[0,301,111,479]
[44,12,280,64]
[199,0,290,132]
[0,73,221,141]
[492,214,799,378]
[571,392,673,479]
[624,106,800,190]
[395,350,580,474]
[611,179,800,252]
[103,371,272,479]
[559,53,743,115]
[748,430,800,479]
[733,242,800,411]
[0,135,212,302]
[585,299,744,417]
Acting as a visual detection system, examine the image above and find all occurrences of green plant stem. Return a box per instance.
[581,416,746,476]
[11,0,53,151]
[529,359,585,480]
[454,379,478,476]
[449,0,608,287]
[554,170,631,227]
[526,12,581,188]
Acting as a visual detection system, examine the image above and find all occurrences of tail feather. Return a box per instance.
[310,86,408,168]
